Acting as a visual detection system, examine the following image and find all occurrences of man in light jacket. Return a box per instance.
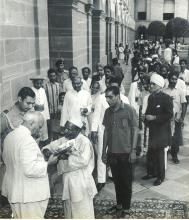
[2,112,57,219]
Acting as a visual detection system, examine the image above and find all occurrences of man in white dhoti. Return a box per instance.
[42,118,97,219]
[60,76,92,135]
[2,112,57,219]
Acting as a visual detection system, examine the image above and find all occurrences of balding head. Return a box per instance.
[22,111,44,138]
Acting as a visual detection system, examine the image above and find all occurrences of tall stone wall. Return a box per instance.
[0,0,49,111]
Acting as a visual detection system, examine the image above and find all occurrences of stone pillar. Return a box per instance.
[48,0,76,69]
[105,17,114,64]
[85,4,94,65]
[115,21,119,44]
[92,9,106,70]
[121,23,124,44]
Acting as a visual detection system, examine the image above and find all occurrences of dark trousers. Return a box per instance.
[146,147,165,180]
[107,153,132,210]
[171,121,183,158]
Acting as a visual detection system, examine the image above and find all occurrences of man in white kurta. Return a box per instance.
[63,66,89,92]
[1,112,57,219]
[42,119,97,219]
[60,76,92,135]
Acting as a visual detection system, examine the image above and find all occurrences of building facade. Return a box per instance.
[135,0,189,38]
[1,0,135,111]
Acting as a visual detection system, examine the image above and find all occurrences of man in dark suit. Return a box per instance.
[142,73,173,186]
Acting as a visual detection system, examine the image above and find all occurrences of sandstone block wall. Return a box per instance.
[0,0,49,110]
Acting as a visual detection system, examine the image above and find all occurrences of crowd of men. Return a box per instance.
[0,38,189,219]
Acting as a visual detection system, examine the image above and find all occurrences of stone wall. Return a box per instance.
[0,0,49,111]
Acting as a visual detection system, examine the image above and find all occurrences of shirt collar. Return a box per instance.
[110,101,124,112]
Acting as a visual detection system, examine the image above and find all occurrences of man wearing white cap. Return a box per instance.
[142,73,173,186]
[42,118,97,219]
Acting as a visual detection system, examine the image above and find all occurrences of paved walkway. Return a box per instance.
[96,58,189,204]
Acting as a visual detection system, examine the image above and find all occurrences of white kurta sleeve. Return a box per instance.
[86,93,93,115]
[61,140,92,173]
[128,82,137,107]
[60,93,69,127]
[20,137,48,178]
[91,96,102,131]
[43,89,50,120]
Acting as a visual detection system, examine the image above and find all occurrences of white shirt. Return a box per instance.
[2,125,50,203]
[83,78,92,92]
[164,47,172,64]
[31,87,50,120]
[164,87,186,120]
[91,93,130,132]
[176,78,187,97]
[60,89,92,127]
[63,78,89,93]
[128,81,140,115]
[179,69,189,95]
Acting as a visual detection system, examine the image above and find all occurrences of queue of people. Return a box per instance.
[0,39,189,219]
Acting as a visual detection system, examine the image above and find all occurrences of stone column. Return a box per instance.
[48,0,78,68]
[92,9,106,70]
[85,3,94,65]
[115,21,120,44]
[105,17,114,64]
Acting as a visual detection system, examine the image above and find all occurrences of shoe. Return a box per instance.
[106,204,122,214]
[153,179,163,186]
[142,174,156,180]
[120,209,132,218]
[172,157,180,164]
[97,183,105,192]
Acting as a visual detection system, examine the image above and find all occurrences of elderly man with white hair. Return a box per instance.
[142,73,173,186]
[1,112,57,219]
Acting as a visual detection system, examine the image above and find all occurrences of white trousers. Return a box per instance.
[95,125,106,183]
[63,192,95,219]
[10,199,49,219]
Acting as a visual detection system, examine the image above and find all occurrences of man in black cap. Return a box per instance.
[55,58,69,92]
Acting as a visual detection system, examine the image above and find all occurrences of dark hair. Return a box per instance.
[47,68,56,77]
[69,66,78,74]
[55,59,64,67]
[82,67,91,74]
[90,80,100,89]
[168,70,179,80]
[160,64,169,72]
[105,86,120,96]
[108,76,122,87]
[104,65,114,73]
[112,58,118,65]
[179,59,187,65]
[18,87,36,100]
[59,92,66,101]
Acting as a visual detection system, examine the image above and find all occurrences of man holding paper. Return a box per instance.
[42,118,97,219]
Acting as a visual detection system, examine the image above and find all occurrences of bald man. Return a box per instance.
[1,112,57,219]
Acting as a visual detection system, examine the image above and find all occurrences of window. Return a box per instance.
[138,12,146,20]
[163,13,174,20]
